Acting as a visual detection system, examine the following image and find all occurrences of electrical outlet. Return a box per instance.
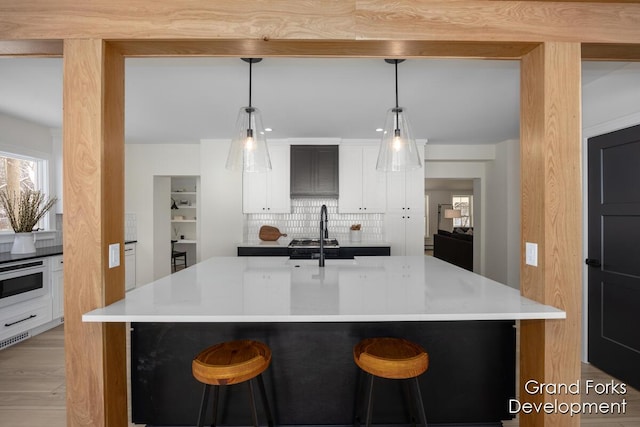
[109,243,120,268]
[525,242,538,267]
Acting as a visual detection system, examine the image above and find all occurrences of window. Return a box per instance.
[452,195,473,228]
[0,152,48,232]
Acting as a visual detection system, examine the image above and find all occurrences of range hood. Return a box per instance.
[290,145,339,198]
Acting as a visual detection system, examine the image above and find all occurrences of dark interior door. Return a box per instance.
[587,123,640,390]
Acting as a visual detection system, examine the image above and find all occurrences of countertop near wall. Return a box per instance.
[0,241,137,265]
[0,245,63,264]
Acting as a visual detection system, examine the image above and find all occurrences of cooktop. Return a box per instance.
[289,238,339,248]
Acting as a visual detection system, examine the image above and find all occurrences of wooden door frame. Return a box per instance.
[2,2,640,426]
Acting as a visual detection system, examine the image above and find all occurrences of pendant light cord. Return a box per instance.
[394,59,399,109]
[394,59,400,133]
[247,59,253,135]
[249,59,253,108]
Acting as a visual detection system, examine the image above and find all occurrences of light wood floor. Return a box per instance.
[1,325,638,426]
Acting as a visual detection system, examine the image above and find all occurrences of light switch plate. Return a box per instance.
[109,243,120,268]
[525,242,538,267]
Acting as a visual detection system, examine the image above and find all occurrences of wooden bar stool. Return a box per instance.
[353,337,429,426]
[192,340,274,427]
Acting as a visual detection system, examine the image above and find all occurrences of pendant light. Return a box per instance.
[376,59,422,172]
[226,58,272,172]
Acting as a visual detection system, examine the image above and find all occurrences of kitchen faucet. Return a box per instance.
[319,204,328,267]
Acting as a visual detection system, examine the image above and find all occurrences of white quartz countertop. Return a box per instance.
[237,240,390,247]
[83,256,565,323]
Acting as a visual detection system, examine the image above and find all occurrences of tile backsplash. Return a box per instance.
[245,198,384,243]
[125,213,137,241]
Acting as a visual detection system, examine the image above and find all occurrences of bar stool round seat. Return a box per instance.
[193,340,271,385]
[353,337,429,426]
[192,340,273,427]
[354,337,429,379]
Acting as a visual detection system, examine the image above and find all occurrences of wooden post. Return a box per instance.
[62,39,127,427]
[520,42,582,426]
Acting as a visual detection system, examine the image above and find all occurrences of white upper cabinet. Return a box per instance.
[339,144,386,213]
[243,143,291,214]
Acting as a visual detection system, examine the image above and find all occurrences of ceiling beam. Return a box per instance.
[582,43,640,61]
[1,1,640,45]
[0,40,63,56]
[111,39,537,60]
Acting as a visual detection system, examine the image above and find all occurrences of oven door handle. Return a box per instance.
[4,314,37,327]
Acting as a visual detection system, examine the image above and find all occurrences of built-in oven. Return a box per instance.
[0,258,49,308]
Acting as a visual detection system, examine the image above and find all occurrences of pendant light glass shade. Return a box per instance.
[376,59,422,172]
[226,106,271,172]
[226,58,271,173]
[376,106,422,172]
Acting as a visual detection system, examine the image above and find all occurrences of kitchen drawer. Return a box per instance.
[0,296,52,342]
[125,243,136,255]
[50,255,64,271]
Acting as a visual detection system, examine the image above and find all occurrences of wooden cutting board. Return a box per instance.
[259,225,288,241]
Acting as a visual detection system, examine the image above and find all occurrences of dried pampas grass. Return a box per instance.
[0,189,57,233]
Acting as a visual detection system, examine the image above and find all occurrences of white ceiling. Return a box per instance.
[0,56,630,145]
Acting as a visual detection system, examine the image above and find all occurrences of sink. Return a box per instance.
[285,258,358,267]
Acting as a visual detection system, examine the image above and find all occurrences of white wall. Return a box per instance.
[484,139,520,288]
[583,63,640,130]
[0,113,53,155]
[199,139,243,259]
[125,143,201,284]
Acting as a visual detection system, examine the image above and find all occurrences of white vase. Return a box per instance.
[11,232,37,254]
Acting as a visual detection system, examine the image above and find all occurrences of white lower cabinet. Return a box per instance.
[0,295,52,344]
[125,243,136,291]
[386,213,425,256]
[50,255,64,320]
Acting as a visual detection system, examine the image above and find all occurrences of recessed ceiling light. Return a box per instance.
[375,128,384,132]
[265,128,273,132]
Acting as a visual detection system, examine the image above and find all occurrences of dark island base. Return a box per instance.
[132,321,515,426]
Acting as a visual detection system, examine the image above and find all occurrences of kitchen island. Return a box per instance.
[84,256,564,426]
[237,239,391,258]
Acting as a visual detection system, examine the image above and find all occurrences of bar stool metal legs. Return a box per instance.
[353,337,429,427]
[196,374,273,427]
[192,340,273,427]
[356,373,427,427]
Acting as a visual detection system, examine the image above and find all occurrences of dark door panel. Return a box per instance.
[600,277,640,352]
[602,215,640,277]
[601,138,640,204]
[588,123,640,390]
